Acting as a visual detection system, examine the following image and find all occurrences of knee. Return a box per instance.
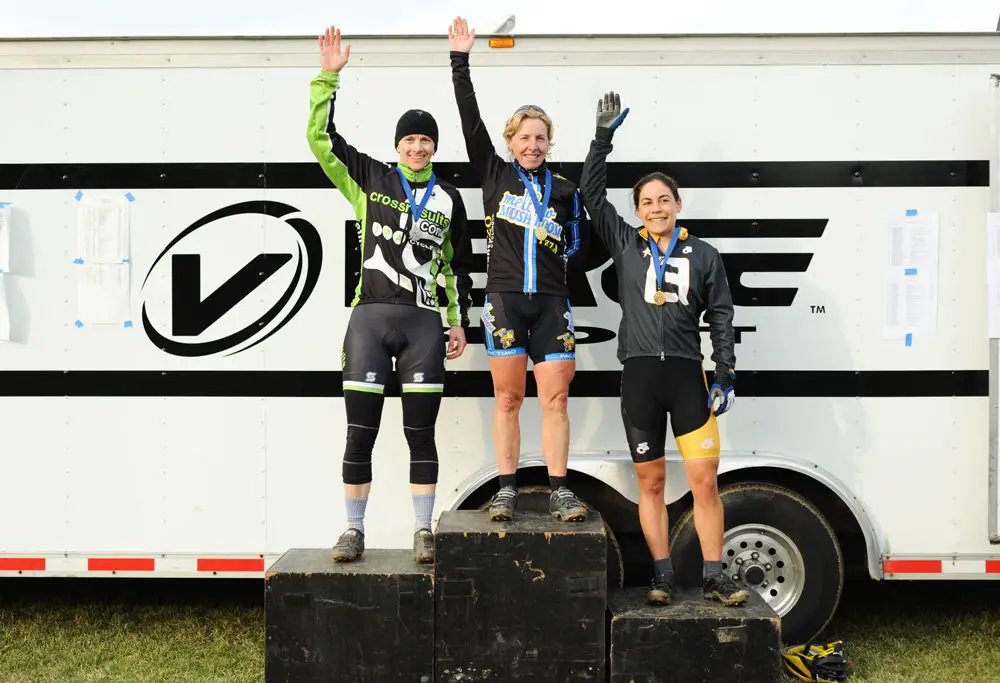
[540,389,568,416]
[638,472,666,499]
[343,424,378,485]
[494,387,525,415]
[688,469,719,501]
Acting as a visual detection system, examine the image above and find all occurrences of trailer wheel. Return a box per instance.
[475,485,624,588]
[668,482,843,644]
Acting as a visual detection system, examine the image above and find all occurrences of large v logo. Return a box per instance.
[171,253,292,336]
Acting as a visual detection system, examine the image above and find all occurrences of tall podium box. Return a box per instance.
[434,510,608,682]
[608,587,782,683]
[265,548,434,683]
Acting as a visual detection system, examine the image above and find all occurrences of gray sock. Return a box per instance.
[413,494,435,532]
[346,496,368,535]
[704,560,723,578]
[653,557,674,581]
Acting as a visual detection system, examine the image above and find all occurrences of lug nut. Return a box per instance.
[735,558,744,565]
[765,563,772,571]
[751,551,759,560]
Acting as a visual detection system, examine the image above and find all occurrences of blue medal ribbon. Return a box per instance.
[396,167,437,228]
[648,227,681,293]
[514,164,552,233]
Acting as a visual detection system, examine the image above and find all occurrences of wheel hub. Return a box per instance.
[742,563,767,586]
[721,524,806,617]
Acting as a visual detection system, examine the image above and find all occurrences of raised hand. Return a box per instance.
[319,25,351,73]
[596,91,630,133]
[448,16,476,53]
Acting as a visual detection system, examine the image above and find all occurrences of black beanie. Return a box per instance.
[394,109,439,149]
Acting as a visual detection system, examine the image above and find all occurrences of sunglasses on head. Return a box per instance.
[513,104,547,115]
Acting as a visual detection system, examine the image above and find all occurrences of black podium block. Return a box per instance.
[608,587,782,683]
[265,548,434,683]
[434,510,607,682]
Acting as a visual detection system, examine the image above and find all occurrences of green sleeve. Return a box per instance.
[306,70,384,220]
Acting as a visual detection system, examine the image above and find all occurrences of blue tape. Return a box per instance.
[124,320,133,328]
[124,192,135,202]
[74,320,84,328]
[904,267,918,276]
[73,257,84,264]
[74,191,84,202]
[906,209,918,216]
[0,202,10,208]
[905,333,913,346]
[122,257,130,264]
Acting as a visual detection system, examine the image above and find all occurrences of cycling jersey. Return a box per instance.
[307,70,473,327]
[449,51,583,297]
[579,133,736,372]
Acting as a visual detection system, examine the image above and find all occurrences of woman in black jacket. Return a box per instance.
[580,91,747,607]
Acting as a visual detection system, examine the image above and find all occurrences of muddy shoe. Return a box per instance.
[647,571,673,605]
[488,486,518,521]
[413,529,435,564]
[703,572,750,606]
[549,487,588,521]
[330,528,364,562]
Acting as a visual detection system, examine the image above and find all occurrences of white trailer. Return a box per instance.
[3,30,1000,643]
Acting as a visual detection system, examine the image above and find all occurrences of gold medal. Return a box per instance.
[535,226,548,241]
[653,290,666,306]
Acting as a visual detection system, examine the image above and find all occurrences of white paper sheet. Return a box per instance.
[884,210,939,341]
[988,213,1000,339]
[77,195,130,264]
[0,204,10,273]
[76,263,130,324]
[0,273,9,341]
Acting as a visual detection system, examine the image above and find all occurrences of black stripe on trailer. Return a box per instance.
[0,370,987,398]
[0,160,988,190]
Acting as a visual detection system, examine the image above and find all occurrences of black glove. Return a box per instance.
[708,367,735,417]
[595,90,629,141]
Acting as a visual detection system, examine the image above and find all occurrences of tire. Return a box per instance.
[475,485,625,589]
[668,482,844,644]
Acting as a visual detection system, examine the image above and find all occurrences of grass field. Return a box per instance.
[0,577,999,682]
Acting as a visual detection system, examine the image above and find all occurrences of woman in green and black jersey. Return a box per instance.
[307,25,473,565]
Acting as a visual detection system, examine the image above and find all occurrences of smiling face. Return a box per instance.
[503,108,553,170]
[396,134,436,171]
[634,176,682,237]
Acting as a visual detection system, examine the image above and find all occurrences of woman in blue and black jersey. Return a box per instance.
[307,25,474,565]
[447,16,588,524]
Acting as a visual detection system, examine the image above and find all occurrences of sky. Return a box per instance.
[1,0,998,38]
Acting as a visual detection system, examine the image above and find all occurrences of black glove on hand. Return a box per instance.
[596,90,629,141]
[708,367,735,417]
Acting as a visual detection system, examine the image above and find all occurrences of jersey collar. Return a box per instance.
[639,226,688,242]
[397,162,434,183]
[512,159,548,179]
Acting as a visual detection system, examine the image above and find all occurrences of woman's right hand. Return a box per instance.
[319,25,351,73]
[448,17,476,53]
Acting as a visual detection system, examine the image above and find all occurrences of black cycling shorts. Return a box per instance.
[342,303,446,395]
[480,292,575,364]
[620,356,720,463]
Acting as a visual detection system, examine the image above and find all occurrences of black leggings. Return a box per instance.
[340,303,446,485]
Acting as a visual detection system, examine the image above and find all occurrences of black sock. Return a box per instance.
[549,475,567,490]
[499,473,516,489]
[653,557,674,580]
[704,560,723,578]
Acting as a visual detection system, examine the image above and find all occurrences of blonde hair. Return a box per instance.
[502,106,555,150]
